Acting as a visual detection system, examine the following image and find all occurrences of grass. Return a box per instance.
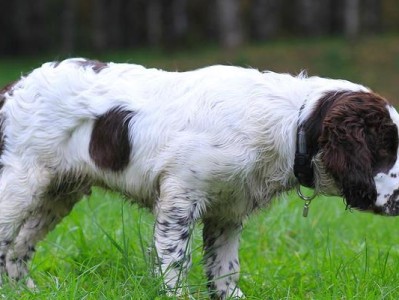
[5,192,399,299]
[1,35,399,299]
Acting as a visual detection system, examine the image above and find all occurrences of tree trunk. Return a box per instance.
[107,0,123,49]
[250,0,281,40]
[92,0,108,51]
[0,1,17,54]
[363,0,381,33]
[61,0,76,54]
[215,0,243,49]
[164,0,188,48]
[147,0,163,46]
[14,0,47,54]
[344,0,360,39]
[296,0,331,36]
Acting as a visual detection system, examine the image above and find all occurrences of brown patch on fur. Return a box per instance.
[52,61,61,68]
[76,59,108,73]
[89,107,134,171]
[304,91,397,210]
[0,80,17,109]
[0,80,18,164]
[0,124,4,163]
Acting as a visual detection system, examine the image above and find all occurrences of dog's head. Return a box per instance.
[309,91,399,215]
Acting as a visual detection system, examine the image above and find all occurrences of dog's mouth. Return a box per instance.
[372,203,399,216]
[344,192,399,216]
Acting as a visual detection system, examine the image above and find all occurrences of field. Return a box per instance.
[1,35,399,299]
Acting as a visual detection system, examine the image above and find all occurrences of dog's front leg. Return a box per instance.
[154,181,203,296]
[203,218,244,299]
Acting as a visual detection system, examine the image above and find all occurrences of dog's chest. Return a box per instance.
[203,179,275,220]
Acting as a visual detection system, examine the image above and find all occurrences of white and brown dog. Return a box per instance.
[0,58,399,298]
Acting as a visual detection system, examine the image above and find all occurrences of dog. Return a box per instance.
[0,58,399,299]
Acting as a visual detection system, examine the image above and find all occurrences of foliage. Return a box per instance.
[1,35,399,103]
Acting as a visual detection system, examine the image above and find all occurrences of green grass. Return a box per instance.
[5,191,399,299]
[1,36,399,299]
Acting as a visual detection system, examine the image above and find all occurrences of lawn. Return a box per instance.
[1,35,399,299]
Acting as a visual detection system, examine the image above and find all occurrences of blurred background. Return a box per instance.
[0,3,399,298]
[0,0,399,102]
[0,0,398,54]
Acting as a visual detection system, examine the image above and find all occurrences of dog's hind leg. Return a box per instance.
[203,217,244,299]
[5,180,90,288]
[0,163,52,285]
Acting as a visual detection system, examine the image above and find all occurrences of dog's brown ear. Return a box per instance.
[321,115,376,210]
[318,92,390,210]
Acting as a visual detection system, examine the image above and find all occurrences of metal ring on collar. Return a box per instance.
[296,185,317,201]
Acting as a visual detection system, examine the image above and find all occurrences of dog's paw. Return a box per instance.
[214,287,245,299]
[25,277,37,290]
[230,287,245,298]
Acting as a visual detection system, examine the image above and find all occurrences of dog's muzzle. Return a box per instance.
[373,189,399,216]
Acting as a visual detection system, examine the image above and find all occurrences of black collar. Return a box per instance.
[294,125,315,188]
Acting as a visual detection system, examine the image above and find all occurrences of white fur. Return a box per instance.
[374,106,399,209]
[0,58,396,298]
